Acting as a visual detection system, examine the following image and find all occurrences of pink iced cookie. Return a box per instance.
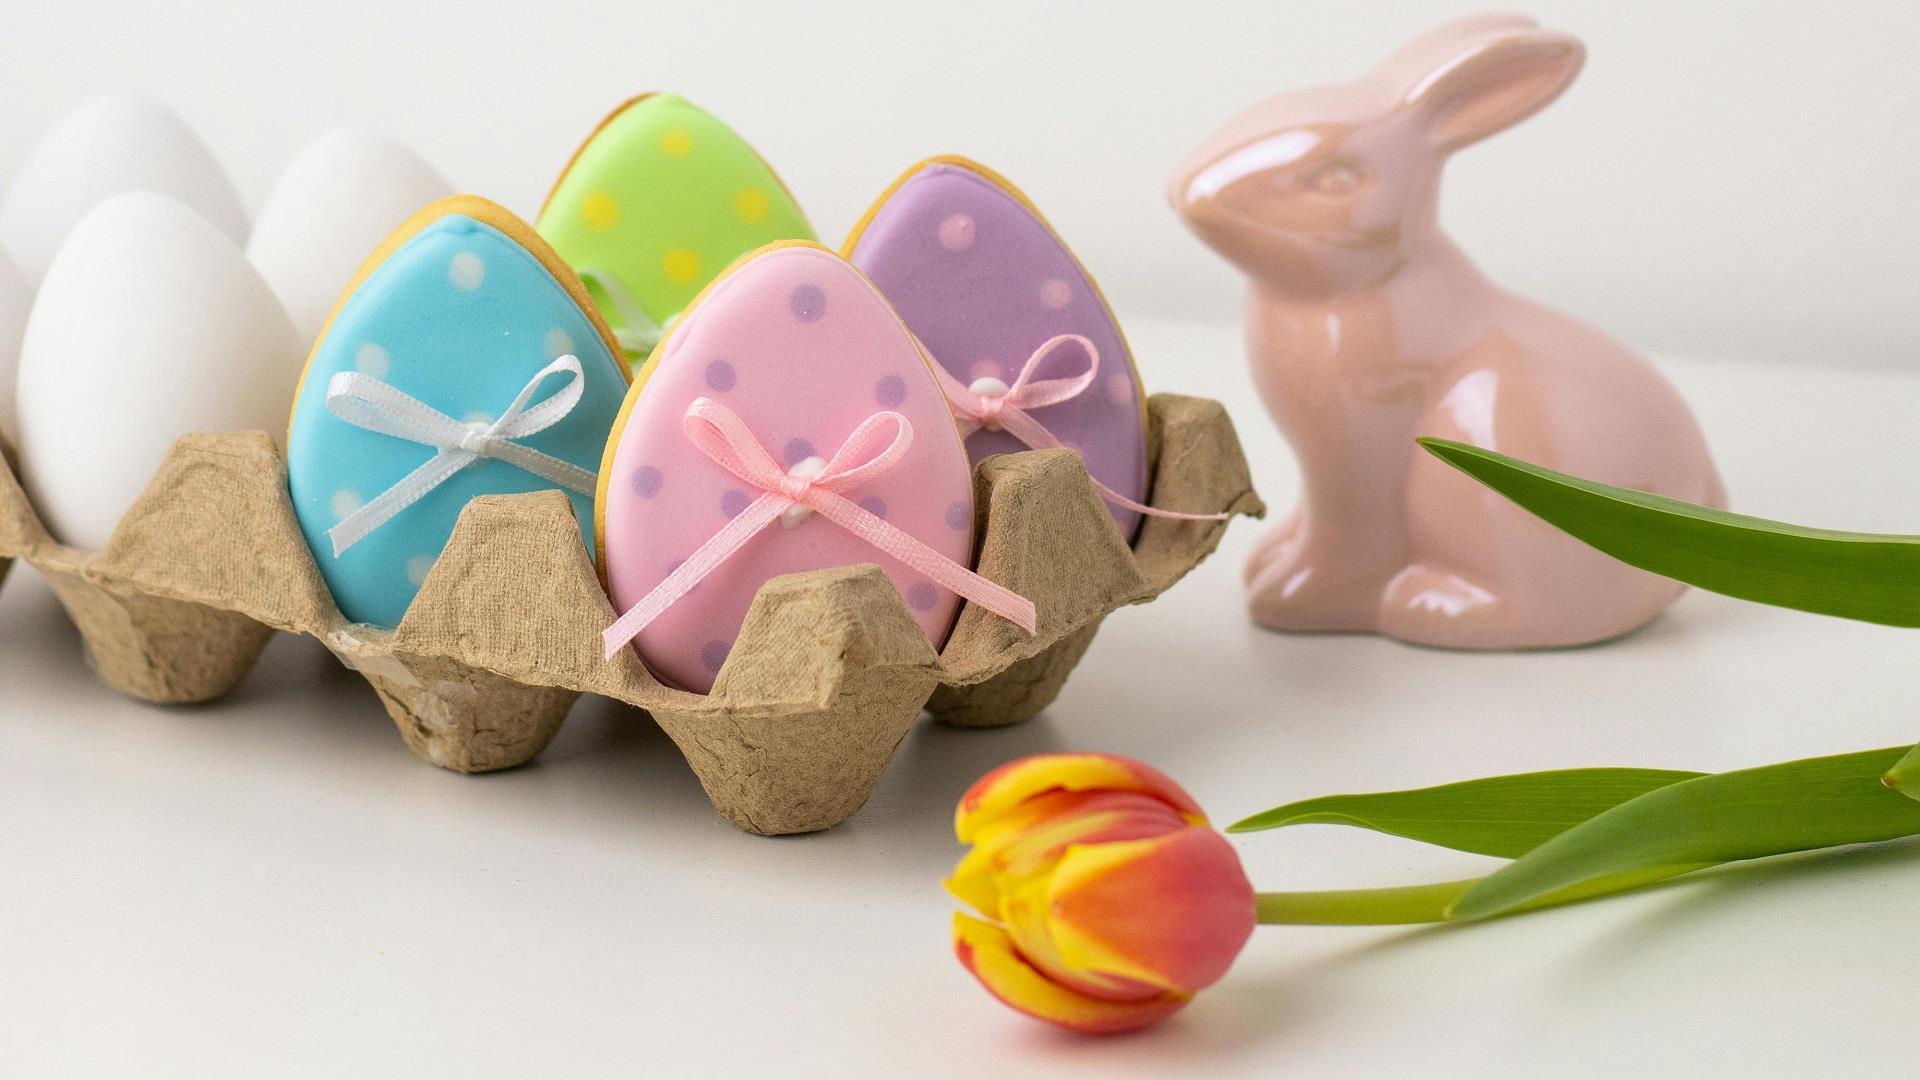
[597,242,979,693]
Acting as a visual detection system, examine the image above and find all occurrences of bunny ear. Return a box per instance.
[1401,29,1585,153]
[1386,13,1541,64]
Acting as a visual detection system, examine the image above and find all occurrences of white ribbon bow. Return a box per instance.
[324,354,599,557]
[576,267,674,357]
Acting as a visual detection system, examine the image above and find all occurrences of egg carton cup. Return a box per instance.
[0,394,1262,834]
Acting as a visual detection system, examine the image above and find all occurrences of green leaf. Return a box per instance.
[1450,746,1920,921]
[1882,742,1920,801]
[1418,437,1920,626]
[1227,767,1703,857]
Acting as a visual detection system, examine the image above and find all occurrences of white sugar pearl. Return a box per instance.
[781,455,827,529]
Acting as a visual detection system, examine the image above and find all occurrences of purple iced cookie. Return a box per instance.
[844,157,1151,542]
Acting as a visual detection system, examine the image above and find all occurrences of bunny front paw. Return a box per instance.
[1243,515,1301,585]
[1245,541,1386,632]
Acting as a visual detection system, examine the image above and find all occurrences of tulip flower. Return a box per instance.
[948,747,1920,1039]
[948,442,1920,1036]
[946,753,1256,1034]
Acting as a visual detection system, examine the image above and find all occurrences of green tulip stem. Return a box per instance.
[1255,879,1475,925]
[1254,864,1709,926]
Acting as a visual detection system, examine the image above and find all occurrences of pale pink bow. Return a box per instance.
[932,334,1228,522]
[601,397,1038,660]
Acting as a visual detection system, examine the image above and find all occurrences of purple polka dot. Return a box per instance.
[700,640,731,672]
[906,582,939,612]
[630,465,663,498]
[858,495,887,518]
[704,359,736,392]
[783,438,816,466]
[789,284,827,323]
[946,501,971,531]
[721,489,751,517]
[873,374,907,407]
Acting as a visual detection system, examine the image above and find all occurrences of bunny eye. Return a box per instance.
[1304,162,1363,197]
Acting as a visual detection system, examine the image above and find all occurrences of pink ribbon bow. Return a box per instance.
[932,334,1228,522]
[601,397,1038,660]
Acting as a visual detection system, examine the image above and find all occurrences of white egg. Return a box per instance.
[0,93,248,287]
[0,251,28,444]
[15,191,301,550]
[248,128,453,344]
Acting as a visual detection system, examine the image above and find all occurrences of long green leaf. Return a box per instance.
[1227,767,1702,857]
[1419,437,1920,626]
[1882,742,1920,801]
[1450,746,1920,921]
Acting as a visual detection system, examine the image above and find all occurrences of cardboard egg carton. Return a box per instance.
[0,394,1261,834]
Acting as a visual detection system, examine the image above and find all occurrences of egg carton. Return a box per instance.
[0,394,1261,833]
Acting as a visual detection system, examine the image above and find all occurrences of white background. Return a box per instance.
[6,328,1920,1078]
[1,0,1917,365]
[6,2,1920,1077]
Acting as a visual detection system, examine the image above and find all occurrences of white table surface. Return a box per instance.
[4,317,1917,1079]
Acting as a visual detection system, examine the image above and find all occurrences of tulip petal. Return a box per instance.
[956,753,1207,842]
[945,844,1003,918]
[1001,869,1166,1002]
[952,912,1191,1035]
[951,790,1194,928]
[1047,829,1256,994]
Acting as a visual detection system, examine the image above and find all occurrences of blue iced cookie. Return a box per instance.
[287,195,629,628]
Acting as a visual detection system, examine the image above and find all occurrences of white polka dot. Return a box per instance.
[543,328,574,358]
[330,489,364,519]
[1039,278,1072,309]
[449,251,486,290]
[355,343,390,377]
[406,554,437,586]
[1105,372,1134,405]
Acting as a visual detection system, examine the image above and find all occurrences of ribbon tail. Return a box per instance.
[1084,477,1231,523]
[812,492,1037,635]
[489,443,600,497]
[577,268,666,356]
[329,449,477,557]
[601,496,788,659]
[993,410,1229,523]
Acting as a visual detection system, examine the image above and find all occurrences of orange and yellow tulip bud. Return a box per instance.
[947,753,1256,1034]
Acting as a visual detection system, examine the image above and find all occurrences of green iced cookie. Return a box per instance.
[537,94,815,364]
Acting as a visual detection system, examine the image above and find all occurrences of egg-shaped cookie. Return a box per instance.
[538,94,814,366]
[598,242,974,693]
[287,195,629,629]
[845,156,1150,541]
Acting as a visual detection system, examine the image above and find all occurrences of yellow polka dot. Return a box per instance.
[660,129,692,157]
[734,188,770,224]
[582,191,620,231]
[663,249,701,283]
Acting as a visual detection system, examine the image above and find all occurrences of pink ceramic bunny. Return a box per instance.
[1168,14,1725,648]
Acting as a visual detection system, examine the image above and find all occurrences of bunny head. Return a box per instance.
[1168,15,1584,294]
